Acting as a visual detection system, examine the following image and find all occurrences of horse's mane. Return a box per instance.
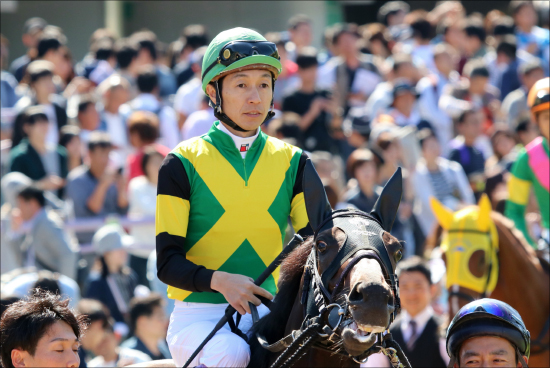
[490,212,545,272]
[248,237,313,368]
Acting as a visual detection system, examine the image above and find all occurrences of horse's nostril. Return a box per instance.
[348,283,364,303]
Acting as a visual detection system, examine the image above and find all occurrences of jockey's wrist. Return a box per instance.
[210,271,227,292]
[195,267,216,293]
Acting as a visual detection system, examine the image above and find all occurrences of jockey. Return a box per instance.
[506,77,549,248]
[155,27,313,367]
[446,298,530,368]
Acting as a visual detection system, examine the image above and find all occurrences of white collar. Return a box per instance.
[401,305,434,331]
[218,121,259,152]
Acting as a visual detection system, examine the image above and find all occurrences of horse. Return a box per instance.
[429,194,550,367]
[130,164,407,367]
[245,164,406,367]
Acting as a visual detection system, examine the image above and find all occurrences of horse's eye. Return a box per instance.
[395,250,403,262]
[317,241,328,253]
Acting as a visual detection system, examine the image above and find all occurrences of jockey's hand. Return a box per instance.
[211,271,274,315]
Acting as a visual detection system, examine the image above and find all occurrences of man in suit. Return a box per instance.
[9,185,78,280]
[366,256,448,367]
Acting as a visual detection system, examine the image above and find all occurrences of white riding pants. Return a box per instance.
[167,301,269,367]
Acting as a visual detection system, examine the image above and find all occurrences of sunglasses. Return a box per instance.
[203,40,279,77]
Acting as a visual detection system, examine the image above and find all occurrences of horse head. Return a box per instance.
[430,194,500,317]
[302,160,404,357]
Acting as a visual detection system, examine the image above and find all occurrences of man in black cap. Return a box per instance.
[9,17,47,82]
[386,79,422,127]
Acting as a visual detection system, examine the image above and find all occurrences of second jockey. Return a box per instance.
[155,27,313,367]
[506,77,549,249]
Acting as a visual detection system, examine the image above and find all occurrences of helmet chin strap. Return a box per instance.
[210,79,275,133]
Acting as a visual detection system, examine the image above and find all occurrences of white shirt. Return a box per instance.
[218,121,259,159]
[128,175,157,258]
[41,103,59,147]
[386,107,421,127]
[364,81,393,120]
[103,110,128,148]
[363,306,449,367]
[174,77,202,117]
[182,108,216,141]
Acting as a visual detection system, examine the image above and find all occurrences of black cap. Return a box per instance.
[392,79,419,99]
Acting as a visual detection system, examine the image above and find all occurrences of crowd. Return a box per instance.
[0,0,549,367]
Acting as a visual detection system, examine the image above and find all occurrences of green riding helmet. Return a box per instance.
[201,27,282,93]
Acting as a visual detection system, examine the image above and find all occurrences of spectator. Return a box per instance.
[365,256,449,367]
[385,79,422,127]
[264,32,300,109]
[342,108,371,151]
[9,17,47,82]
[338,148,381,212]
[127,146,166,287]
[440,59,500,135]
[463,17,488,59]
[86,223,138,328]
[121,293,171,360]
[408,17,436,73]
[35,32,65,78]
[448,109,487,199]
[285,14,313,62]
[360,23,392,68]
[74,28,117,81]
[485,129,519,173]
[9,106,68,197]
[365,53,420,119]
[114,38,140,97]
[121,65,180,149]
[378,1,411,42]
[131,30,177,98]
[173,46,207,130]
[125,111,170,181]
[0,291,87,368]
[510,0,550,73]
[173,24,209,87]
[65,132,128,246]
[317,23,381,114]
[514,112,538,146]
[11,60,68,149]
[87,317,151,367]
[97,75,131,160]
[1,268,80,309]
[8,185,78,279]
[75,298,113,367]
[501,59,545,128]
[490,35,522,100]
[282,47,338,152]
[146,251,175,317]
[417,44,460,151]
[181,95,215,141]
[72,94,100,157]
[412,129,475,237]
[59,124,83,172]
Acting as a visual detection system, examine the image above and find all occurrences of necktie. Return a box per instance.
[407,319,418,351]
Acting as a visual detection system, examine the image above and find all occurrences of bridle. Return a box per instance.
[255,210,409,366]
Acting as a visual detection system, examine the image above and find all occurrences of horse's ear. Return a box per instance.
[430,196,453,230]
[303,158,332,232]
[371,167,402,232]
[478,193,492,232]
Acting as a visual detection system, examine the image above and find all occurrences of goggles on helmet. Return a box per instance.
[203,40,280,78]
